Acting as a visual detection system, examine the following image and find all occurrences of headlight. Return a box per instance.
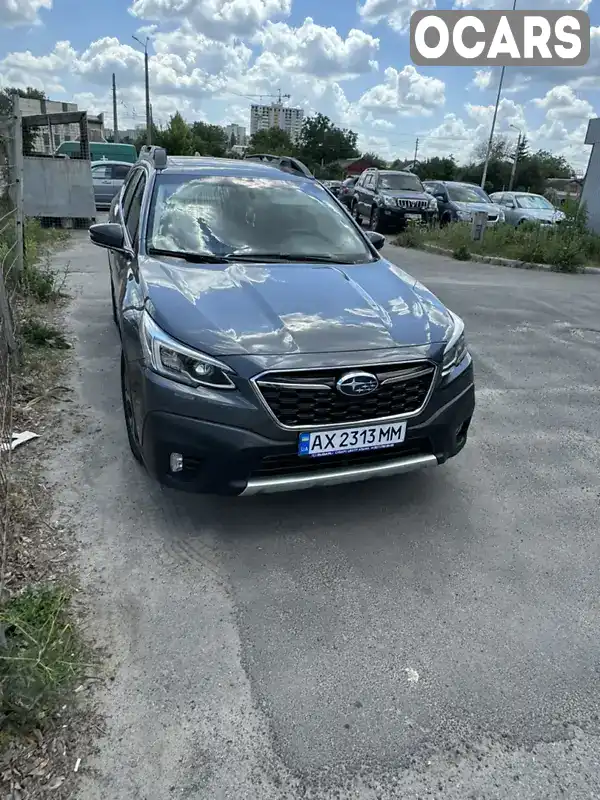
[140,310,236,390]
[428,197,438,210]
[456,210,472,221]
[382,195,396,207]
[442,312,468,376]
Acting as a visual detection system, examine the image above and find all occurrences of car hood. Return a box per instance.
[140,256,455,357]
[380,190,431,202]
[454,201,501,214]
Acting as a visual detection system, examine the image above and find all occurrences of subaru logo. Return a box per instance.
[336,371,379,397]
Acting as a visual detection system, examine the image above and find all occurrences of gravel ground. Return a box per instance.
[47,231,600,799]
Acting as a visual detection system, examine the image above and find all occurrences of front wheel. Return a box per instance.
[370,206,384,232]
[121,351,144,465]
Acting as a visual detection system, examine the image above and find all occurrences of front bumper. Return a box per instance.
[138,359,475,496]
[381,205,437,226]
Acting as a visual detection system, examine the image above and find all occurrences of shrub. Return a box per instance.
[452,244,471,261]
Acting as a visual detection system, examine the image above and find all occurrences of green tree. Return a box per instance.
[247,126,296,155]
[415,156,457,181]
[0,86,46,154]
[516,135,529,161]
[473,134,511,162]
[298,113,359,169]
[191,121,227,157]
[153,112,194,155]
[361,151,387,169]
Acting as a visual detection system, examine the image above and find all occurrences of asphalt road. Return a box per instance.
[53,232,600,799]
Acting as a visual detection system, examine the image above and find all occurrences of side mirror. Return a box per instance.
[433,193,445,201]
[506,201,516,209]
[89,223,133,258]
[366,230,385,250]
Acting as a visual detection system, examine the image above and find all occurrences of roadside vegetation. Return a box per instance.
[395,201,600,274]
[1,218,94,794]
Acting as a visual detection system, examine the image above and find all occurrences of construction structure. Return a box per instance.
[250,102,304,143]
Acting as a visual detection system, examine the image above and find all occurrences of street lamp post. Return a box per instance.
[508,124,522,191]
[480,0,518,190]
[132,35,151,146]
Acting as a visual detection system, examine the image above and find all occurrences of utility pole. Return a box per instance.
[112,73,119,143]
[413,137,419,169]
[508,125,521,191]
[132,35,151,145]
[481,0,517,190]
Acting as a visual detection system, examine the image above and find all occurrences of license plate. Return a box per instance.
[406,213,421,220]
[298,422,407,458]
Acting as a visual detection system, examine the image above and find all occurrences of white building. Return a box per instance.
[225,123,247,147]
[20,96,105,153]
[250,103,304,144]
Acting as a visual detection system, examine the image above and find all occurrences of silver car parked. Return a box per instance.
[92,160,132,208]
[489,191,566,227]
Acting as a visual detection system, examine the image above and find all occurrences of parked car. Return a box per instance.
[352,169,438,232]
[89,147,475,496]
[324,180,342,197]
[92,160,132,208]
[488,191,566,227]
[337,176,359,207]
[423,181,505,226]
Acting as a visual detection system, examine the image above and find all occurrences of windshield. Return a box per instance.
[516,194,554,210]
[147,175,375,263]
[447,184,491,203]
[379,173,424,192]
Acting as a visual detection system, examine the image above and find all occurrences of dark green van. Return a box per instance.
[55,141,138,164]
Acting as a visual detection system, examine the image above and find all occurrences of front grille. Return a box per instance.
[397,198,428,210]
[487,214,498,221]
[254,438,432,478]
[254,362,436,429]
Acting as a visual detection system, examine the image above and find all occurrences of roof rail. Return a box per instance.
[243,153,314,179]
[138,145,168,170]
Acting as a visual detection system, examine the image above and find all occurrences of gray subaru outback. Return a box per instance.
[89,147,475,496]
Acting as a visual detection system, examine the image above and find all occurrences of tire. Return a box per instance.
[440,213,451,228]
[370,206,384,232]
[120,350,144,465]
[352,201,362,225]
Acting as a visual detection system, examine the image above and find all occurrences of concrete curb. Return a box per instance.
[400,242,600,276]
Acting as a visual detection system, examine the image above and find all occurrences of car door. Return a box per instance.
[109,168,144,303]
[91,163,113,206]
[429,182,450,218]
[498,193,518,225]
[110,163,132,202]
[360,172,375,215]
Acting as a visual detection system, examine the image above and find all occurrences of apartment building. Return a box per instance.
[250,103,304,143]
[225,123,247,146]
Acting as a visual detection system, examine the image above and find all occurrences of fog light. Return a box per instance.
[170,452,184,473]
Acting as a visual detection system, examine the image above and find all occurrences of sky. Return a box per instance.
[0,0,598,172]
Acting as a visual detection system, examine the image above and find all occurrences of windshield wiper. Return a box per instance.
[228,252,360,264]
[147,247,231,264]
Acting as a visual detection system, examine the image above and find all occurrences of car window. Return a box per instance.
[364,174,374,188]
[515,194,554,210]
[112,164,131,181]
[446,184,491,203]
[125,174,146,245]
[147,175,377,264]
[121,169,143,220]
[378,173,424,192]
[92,165,111,180]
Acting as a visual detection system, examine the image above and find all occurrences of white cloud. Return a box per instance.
[152,23,252,73]
[532,85,596,122]
[454,0,590,9]
[129,0,292,41]
[358,0,436,33]
[0,0,51,27]
[357,65,445,116]
[253,18,379,79]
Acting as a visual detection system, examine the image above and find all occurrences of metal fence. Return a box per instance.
[0,98,25,595]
